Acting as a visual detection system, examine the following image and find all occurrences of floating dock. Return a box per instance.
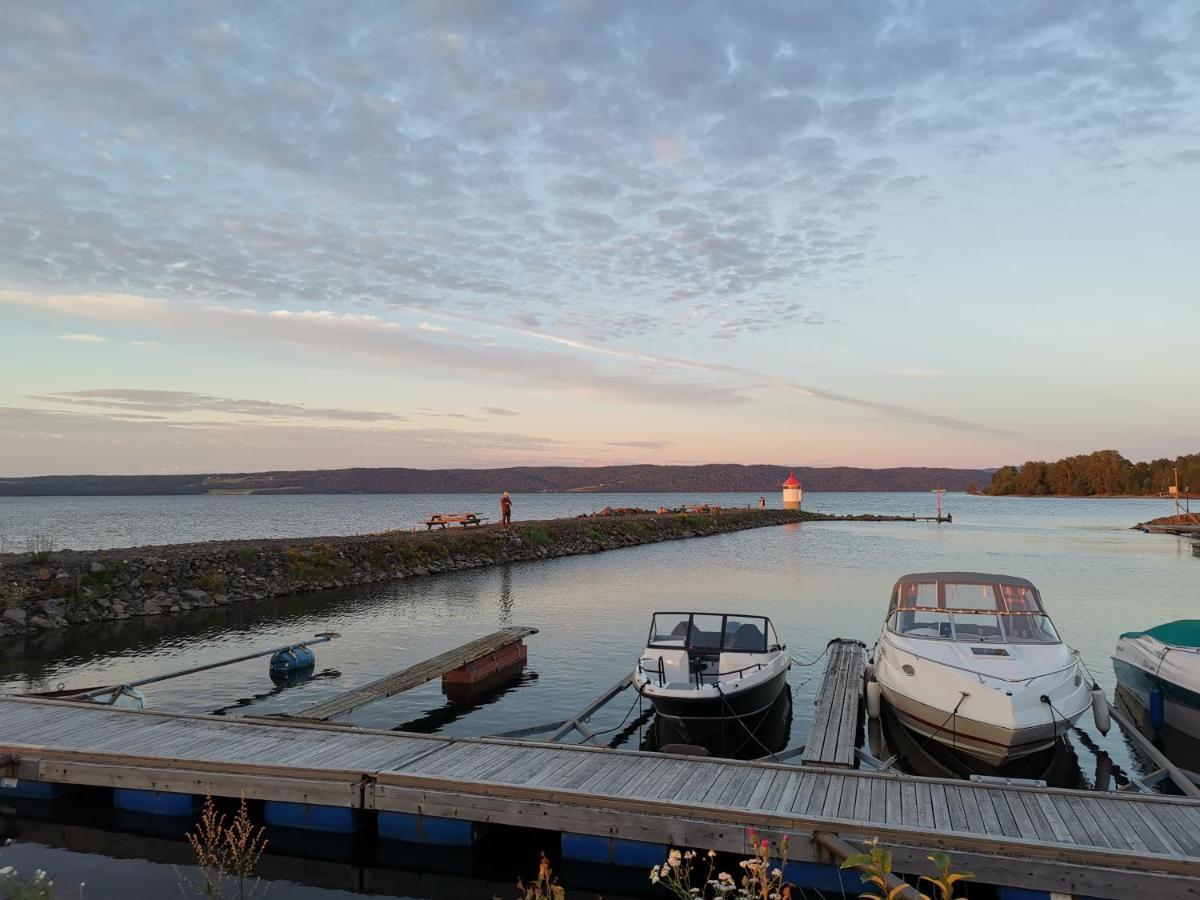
[2,696,1199,899]
[801,639,865,769]
[286,626,536,722]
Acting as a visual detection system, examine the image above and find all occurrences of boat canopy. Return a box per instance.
[886,573,1060,644]
[647,612,780,653]
[1120,620,1200,649]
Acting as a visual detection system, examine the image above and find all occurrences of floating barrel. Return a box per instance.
[1148,685,1165,731]
[270,644,316,676]
[1089,684,1110,735]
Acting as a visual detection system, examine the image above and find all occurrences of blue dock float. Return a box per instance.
[378,811,481,846]
[561,833,665,868]
[114,788,197,817]
[264,800,359,833]
[0,778,71,801]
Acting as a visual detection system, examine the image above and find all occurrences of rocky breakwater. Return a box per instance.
[0,509,822,636]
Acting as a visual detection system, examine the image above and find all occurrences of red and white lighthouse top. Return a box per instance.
[782,471,801,488]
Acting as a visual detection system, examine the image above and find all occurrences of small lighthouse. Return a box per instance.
[782,471,803,510]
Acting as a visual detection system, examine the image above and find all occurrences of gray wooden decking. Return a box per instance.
[2,697,1199,898]
[288,626,536,721]
[801,639,865,768]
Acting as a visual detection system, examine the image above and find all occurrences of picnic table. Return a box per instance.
[424,512,487,530]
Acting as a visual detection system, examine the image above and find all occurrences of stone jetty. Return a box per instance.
[0,508,897,636]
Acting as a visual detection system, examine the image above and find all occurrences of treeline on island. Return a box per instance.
[0,463,991,496]
[981,450,1200,496]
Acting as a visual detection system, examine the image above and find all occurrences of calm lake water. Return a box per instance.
[0,491,1195,898]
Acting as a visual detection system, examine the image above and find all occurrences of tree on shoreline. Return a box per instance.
[984,451,1200,497]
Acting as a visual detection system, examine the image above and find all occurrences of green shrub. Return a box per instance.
[283,543,352,581]
[230,546,258,566]
[194,569,227,593]
[519,525,551,547]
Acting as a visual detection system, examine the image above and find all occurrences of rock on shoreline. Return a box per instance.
[0,509,825,636]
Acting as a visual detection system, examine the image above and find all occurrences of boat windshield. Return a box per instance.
[647,613,779,653]
[887,578,1060,644]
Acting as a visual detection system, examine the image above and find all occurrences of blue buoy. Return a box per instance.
[270,644,315,675]
[1149,685,1165,731]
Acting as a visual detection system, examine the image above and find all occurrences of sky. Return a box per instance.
[1,1,1198,476]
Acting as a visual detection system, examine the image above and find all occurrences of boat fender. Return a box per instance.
[866,679,881,719]
[270,644,316,675]
[1148,685,1165,732]
[1090,684,1111,735]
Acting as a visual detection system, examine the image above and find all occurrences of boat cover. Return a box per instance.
[1121,620,1200,649]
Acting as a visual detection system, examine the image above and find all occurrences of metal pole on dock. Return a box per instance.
[69,633,341,700]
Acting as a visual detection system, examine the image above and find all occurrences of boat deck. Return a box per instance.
[801,639,865,769]
[3,697,1199,898]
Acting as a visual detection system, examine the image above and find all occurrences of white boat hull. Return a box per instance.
[876,637,1090,766]
[1114,634,1200,739]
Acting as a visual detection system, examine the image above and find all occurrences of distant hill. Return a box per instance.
[0,464,991,496]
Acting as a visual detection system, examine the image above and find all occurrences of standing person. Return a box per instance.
[758,496,766,509]
[500,491,512,526]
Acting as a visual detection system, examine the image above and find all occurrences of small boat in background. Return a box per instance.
[1114,621,1200,738]
[634,612,789,750]
[871,572,1102,766]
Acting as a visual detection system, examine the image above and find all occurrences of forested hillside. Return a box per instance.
[983,450,1200,496]
[0,464,991,496]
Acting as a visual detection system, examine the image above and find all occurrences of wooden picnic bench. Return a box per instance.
[424,513,487,530]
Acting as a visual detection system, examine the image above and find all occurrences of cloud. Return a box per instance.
[0,406,573,475]
[58,333,107,342]
[481,406,519,417]
[3,2,1192,349]
[604,440,673,450]
[4,290,1017,435]
[30,389,409,422]
[0,291,747,409]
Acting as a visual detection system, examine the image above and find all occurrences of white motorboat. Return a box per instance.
[1114,620,1200,738]
[634,612,789,745]
[871,572,1100,766]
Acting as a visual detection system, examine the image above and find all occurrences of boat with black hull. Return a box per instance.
[633,612,789,750]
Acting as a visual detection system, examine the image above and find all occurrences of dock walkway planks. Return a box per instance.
[287,626,537,722]
[801,639,865,768]
[2,697,1199,898]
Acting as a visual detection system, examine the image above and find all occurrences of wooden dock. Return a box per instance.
[2,696,1198,898]
[287,627,537,722]
[801,639,865,769]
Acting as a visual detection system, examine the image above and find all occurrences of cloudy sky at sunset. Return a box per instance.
[2,1,1198,476]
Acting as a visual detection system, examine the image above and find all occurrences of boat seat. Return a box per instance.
[725,623,764,651]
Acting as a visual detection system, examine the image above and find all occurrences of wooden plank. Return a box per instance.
[971,787,1003,836]
[899,780,918,828]
[290,627,537,721]
[802,640,862,768]
[929,782,951,830]
[1123,801,1189,857]
[915,780,934,829]
[945,785,969,833]
[1009,792,1049,842]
